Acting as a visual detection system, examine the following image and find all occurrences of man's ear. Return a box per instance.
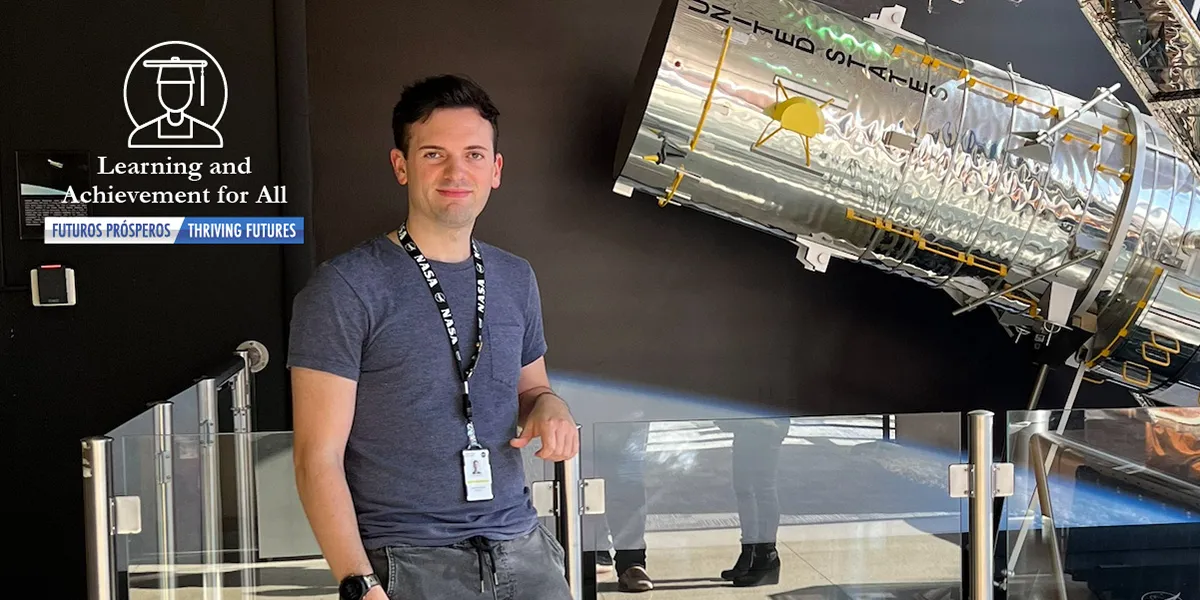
[390,148,408,185]
[492,152,503,189]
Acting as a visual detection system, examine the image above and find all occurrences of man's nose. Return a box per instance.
[443,156,468,176]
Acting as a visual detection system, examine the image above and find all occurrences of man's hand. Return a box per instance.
[365,585,388,600]
[510,393,579,461]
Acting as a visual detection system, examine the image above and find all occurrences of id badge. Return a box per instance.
[462,448,494,502]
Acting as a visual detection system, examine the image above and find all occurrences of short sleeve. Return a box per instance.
[286,263,370,382]
[522,266,548,366]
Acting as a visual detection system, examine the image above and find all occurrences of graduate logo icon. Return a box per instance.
[124,41,227,149]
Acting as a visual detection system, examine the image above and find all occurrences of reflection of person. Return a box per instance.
[717,418,790,587]
[128,56,222,148]
[289,75,578,600]
[593,422,652,592]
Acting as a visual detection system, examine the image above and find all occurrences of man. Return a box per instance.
[288,74,578,600]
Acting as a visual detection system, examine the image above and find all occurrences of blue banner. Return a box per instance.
[45,216,305,244]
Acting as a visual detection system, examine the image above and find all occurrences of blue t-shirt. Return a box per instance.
[286,233,546,548]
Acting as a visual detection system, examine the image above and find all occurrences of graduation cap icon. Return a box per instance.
[127,52,224,149]
[143,56,209,106]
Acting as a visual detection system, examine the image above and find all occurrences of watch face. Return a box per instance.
[338,577,368,600]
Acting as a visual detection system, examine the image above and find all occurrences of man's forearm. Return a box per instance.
[518,386,562,421]
[295,455,374,581]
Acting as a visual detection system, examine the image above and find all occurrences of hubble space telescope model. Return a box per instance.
[611,0,1200,407]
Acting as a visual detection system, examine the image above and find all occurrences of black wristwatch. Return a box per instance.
[339,573,381,600]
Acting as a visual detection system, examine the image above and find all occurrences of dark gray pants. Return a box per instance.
[366,523,572,600]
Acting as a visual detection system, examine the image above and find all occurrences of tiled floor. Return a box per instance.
[594,519,963,600]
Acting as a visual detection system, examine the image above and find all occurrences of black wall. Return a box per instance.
[304,0,1137,416]
[901,0,1144,108]
[0,1,290,593]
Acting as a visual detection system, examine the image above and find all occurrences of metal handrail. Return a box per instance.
[83,341,266,600]
[200,354,249,391]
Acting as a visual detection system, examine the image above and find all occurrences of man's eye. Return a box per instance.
[469,152,484,160]
[424,152,441,159]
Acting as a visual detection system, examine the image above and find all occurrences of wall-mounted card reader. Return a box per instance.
[31,264,76,307]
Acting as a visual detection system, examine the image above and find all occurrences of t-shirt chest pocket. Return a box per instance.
[485,321,525,389]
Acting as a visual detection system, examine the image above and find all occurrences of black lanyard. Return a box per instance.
[396,223,486,449]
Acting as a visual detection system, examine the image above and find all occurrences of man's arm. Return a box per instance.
[292,366,384,598]
[510,356,579,461]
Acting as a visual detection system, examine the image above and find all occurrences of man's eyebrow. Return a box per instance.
[415,144,490,152]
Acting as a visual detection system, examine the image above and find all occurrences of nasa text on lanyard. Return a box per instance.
[396,223,487,450]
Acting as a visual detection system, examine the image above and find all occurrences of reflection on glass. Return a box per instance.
[720,418,789,586]
[593,422,651,591]
[1004,407,1200,600]
[111,432,337,600]
[591,413,965,598]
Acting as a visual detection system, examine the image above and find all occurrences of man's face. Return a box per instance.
[391,107,502,229]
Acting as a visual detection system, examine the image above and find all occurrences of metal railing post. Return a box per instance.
[231,349,258,597]
[197,378,223,600]
[84,436,117,600]
[555,426,584,600]
[152,401,177,600]
[968,410,995,600]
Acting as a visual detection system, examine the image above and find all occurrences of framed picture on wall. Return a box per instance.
[0,150,91,289]
[16,150,90,240]
[16,150,91,240]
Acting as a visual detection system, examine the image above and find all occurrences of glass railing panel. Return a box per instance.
[104,381,202,582]
[589,413,964,598]
[1004,407,1200,600]
[113,432,331,599]
[106,403,162,582]
[110,430,558,599]
[117,432,213,599]
[163,383,201,436]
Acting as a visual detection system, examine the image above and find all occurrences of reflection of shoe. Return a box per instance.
[617,566,654,593]
[596,551,614,574]
[721,543,754,580]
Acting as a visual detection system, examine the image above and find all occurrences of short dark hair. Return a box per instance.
[391,74,500,156]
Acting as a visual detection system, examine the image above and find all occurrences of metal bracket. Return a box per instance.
[582,478,606,515]
[948,463,1014,498]
[114,496,143,534]
[532,481,555,517]
[532,478,606,518]
[794,237,858,273]
[864,6,926,43]
[612,181,634,197]
[1042,281,1077,327]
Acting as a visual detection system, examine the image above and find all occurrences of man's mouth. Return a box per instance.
[437,189,472,199]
